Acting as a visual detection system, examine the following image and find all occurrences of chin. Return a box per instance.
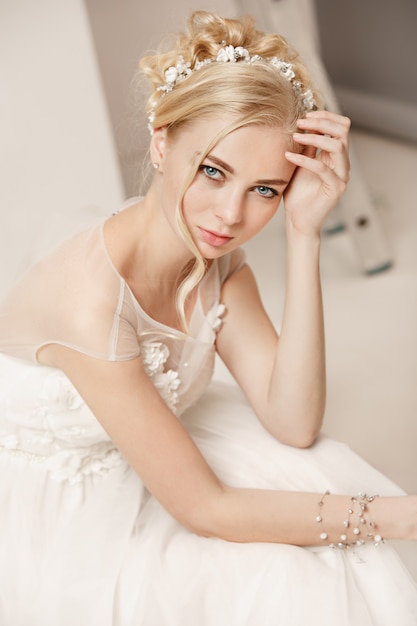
[198,243,235,260]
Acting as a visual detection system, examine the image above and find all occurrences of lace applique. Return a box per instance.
[140,340,181,413]
[26,371,87,435]
[39,372,84,411]
[0,367,122,484]
[207,303,226,331]
[44,445,123,485]
[0,441,124,484]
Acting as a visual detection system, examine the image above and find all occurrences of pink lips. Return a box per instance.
[198,227,233,247]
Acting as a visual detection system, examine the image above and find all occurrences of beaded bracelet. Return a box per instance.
[316,490,331,540]
[316,491,384,549]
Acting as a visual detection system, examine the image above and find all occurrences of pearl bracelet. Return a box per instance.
[316,491,384,549]
[316,490,331,541]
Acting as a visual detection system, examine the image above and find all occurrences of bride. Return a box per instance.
[0,10,416,626]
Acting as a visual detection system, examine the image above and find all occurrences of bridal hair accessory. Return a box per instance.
[316,491,384,549]
[147,43,317,133]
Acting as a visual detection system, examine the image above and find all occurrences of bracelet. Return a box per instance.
[351,493,384,547]
[316,490,331,540]
[316,491,384,549]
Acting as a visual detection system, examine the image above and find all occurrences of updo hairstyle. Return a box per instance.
[140,11,320,137]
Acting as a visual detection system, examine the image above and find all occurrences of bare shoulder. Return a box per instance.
[220,262,263,310]
[102,201,144,276]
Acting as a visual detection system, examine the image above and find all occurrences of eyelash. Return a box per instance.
[201,165,223,180]
[255,186,278,199]
[200,165,279,199]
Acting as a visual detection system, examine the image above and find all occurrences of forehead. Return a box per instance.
[213,126,295,182]
[170,117,292,160]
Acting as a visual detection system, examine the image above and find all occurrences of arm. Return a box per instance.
[39,344,417,545]
[217,111,350,447]
[215,254,324,448]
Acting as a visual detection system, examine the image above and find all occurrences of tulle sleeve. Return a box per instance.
[218,247,246,283]
[0,224,141,363]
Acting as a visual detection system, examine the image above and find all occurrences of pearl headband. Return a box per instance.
[148,44,317,133]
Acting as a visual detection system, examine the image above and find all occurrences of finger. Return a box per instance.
[294,132,346,153]
[305,110,351,129]
[285,150,348,193]
[293,133,348,161]
[297,124,350,152]
[297,115,350,148]
[293,134,350,182]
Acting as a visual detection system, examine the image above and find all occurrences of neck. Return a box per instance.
[116,184,194,294]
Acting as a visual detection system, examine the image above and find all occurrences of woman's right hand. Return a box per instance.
[283,110,351,238]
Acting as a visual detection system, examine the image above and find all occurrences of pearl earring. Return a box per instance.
[152,163,159,170]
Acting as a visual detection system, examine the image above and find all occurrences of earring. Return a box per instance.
[152,162,159,170]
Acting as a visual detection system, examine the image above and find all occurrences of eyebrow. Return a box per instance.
[205,154,290,187]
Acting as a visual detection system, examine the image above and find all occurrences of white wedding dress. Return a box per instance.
[0,212,416,626]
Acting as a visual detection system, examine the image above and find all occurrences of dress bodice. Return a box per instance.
[0,214,245,483]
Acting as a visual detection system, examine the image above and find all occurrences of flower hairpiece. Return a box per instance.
[148,44,316,133]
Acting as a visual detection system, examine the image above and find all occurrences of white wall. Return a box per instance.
[85,0,238,195]
[0,0,125,298]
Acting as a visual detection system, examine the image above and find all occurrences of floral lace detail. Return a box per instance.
[207,303,226,331]
[44,445,123,485]
[140,340,181,413]
[0,440,124,485]
[0,364,122,484]
[39,373,84,411]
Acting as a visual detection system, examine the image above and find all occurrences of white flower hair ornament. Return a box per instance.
[148,44,317,133]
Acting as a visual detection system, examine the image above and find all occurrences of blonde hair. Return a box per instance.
[139,11,321,331]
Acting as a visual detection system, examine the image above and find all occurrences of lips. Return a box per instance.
[198,227,233,247]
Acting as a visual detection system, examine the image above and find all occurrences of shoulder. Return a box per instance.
[1,219,140,362]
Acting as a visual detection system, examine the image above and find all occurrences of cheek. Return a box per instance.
[181,185,206,222]
[250,202,280,232]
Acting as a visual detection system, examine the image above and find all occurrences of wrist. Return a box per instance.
[371,495,417,542]
[285,217,322,246]
[316,492,384,548]
[285,223,321,270]
[316,492,416,548]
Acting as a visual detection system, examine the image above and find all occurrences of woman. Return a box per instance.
[0,10,416,626]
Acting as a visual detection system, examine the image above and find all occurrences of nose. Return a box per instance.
[214,190,244,226]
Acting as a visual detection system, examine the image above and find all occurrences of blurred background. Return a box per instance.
[1,0,416,573]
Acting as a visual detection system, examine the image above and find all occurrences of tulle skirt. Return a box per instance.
[0,361,416,626]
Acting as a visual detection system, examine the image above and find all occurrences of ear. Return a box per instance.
[150,127,167,171]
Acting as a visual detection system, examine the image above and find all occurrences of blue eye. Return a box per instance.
[202,165,222,180]
[256,186,277,198]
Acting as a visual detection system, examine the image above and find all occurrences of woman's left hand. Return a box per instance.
[283,110,351,236]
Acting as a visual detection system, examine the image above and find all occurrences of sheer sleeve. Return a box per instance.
[218,247,246,283]
[0,224,141,363]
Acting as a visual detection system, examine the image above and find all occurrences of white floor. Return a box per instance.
[214,128,417,578]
